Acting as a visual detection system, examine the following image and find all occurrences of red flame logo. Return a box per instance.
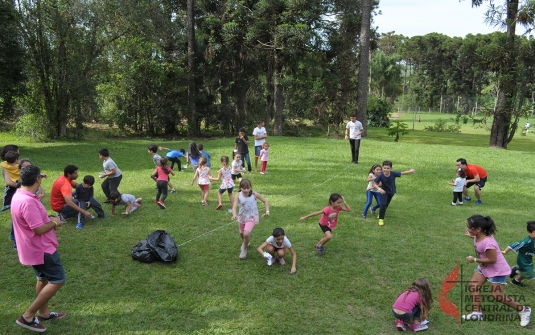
[439,263,460,326]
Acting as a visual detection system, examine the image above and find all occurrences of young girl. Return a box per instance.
[151,157,175,209]
[392,278,433,332]
[186,141,202,171]
[447,168,466,206]
[259,142,269,174]
[191,156,211,206]
[463,215,532,327]
[257,228,297,274]
[299,193,351,256]
[110,190,142,215]
[231,153,246,182]
[362,164,382,218]
[232,179,269,259]
[209,156,234,210]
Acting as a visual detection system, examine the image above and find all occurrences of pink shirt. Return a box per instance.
[156,166,172,181]
[319,206,343,229]
[12,189,58,265]
[393,291,422,313]
[473,236,511,277]
[260,149,269,162]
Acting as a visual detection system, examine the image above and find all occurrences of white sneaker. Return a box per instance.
[458,201,463,205]
[520,306,531,327]
[451,202,456,206]
[239,249,247,259]
[462,312,483,321]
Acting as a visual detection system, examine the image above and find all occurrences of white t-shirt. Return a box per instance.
[346,120,363,139]
[266,236,292,249]
[253,127,267,146]
[453,177,466,192]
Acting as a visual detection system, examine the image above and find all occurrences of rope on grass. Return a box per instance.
[178,163,352,246]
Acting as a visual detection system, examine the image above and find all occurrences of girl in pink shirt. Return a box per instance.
[462,215,532,327]
[151,157,175,209]
[392,278,432,331]
[259,142,269,174]
[299,193,351,256]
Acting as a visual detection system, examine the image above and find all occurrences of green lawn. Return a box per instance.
[1,123,535,334]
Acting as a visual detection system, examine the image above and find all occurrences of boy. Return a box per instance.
[98,148,123,202]
[252,119,268,171]
[159,146,186,171]
[110,190,142,215]
[1,148,20,211]
[74,175,106,229]
[373,161,415,226]
[503,221,535,287]
[198,143,212,168]
[148,144,176,192]
[235,128,252,173]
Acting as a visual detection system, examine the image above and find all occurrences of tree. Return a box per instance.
[356,0,372,137]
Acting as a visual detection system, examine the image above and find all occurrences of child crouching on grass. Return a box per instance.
[392,278,433,332]
[257,228,296,274]
[502,221,535,287]
[110,191,142,215]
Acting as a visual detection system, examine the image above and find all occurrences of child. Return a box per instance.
[447,168,466,206]
[362,164,382,218]
[392,278,433,332]
[191,156,211,206]
[231,153,246,182]
[197,143,212,168]
[299,193,351,256]
[257,227,297,274]
[373,160,415,226]
[235,127,252,173]
[152,157,175,209]
[110,190,142,215]
[98,148,123,202]
[1,145,20,211]
[502,221,535,287]
[259,142,269,175]
[74,175,106,229]
[186,141,201,171]
[253,119,268,171]
[148,144,176,193]
[159,146,186,171]
[463,215,532,326]
[209,156,234,210]
[232,179,269,259]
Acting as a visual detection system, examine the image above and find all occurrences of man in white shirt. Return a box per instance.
[252,119,268,171]
[344,114,364,164]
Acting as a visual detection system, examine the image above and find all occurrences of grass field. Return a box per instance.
[1,115,535,334]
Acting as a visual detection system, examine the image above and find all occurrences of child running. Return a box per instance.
[373,160,415,226]
[231,153,246,182]
[257,228,297,274]
[191,156,211,206]
[110,191,142,215]
[447,168,466,206]
[259,142,269,175]
[232,179,269,259]
[299,193,351,256]
[463,215,532,326]
[362,164,382,218]
[209,156,234,210]
[151,157,175,209]
[392,278,433,332]
[186,141,201,171]
[502,221,535,287]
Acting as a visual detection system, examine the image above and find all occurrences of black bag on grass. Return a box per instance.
[132,230,178,263]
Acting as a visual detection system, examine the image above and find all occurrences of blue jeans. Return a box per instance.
[379,193,395,220]
[78,198,105,224]
[392,305,421,321]
[362,190,381,216]
[240,152,252,172]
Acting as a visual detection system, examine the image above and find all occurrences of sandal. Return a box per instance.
[37,312,66,321]
[215,205,222,210]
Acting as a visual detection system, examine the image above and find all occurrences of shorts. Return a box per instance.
[199,184,210,191]
[475,267,506,284]
[517,265,535,280]
[255,146,262,156]
[219,187,233,194]
[231,173,242,181]
[32,251,67,284]
[319,223,332,233]
[466,176,487,189]
[239,221,257,234]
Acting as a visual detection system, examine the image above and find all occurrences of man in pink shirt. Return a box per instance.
[11,165,66,333]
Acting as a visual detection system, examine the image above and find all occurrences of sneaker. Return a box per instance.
[510,266,519,278]
[458,201,463,205]
[278,257,286,265]
[361,214,366,218]
[16,316,46,332]
[408,322,428,332]
[228,209,233,213]
[76,223,83,229]
[378,219,384,226]
[37,312,66,322]
[512,279,527,287]
[157,201,166,209]
[57,213,67,224]
[171,189,177,194]
[462,312,483,321]
[136,198,142,204]
[520,306,531,327]
[464,197,472,201]
[239,249,247,259]
[371,208,376,216]
[316,244,324,256]
[476,200,482,206]
[0,205,10,211]
[451,202,456,206]
[395,319,406,331]
[260,172,264,175]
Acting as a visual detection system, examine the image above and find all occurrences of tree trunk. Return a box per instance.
[187,0,197,136]
[273,51,283,136]
[265,57,274,134]
[356,0,372,137]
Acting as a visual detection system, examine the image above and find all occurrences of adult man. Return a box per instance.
[252,119,268,171]
[456,158,487,205]
[12,165,66,332]
[50,164,91,222]
[344,114,364,164]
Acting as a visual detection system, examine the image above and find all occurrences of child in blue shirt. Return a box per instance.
[75,175,106,229]
[159,146,186,171]
[198,143,212,168]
